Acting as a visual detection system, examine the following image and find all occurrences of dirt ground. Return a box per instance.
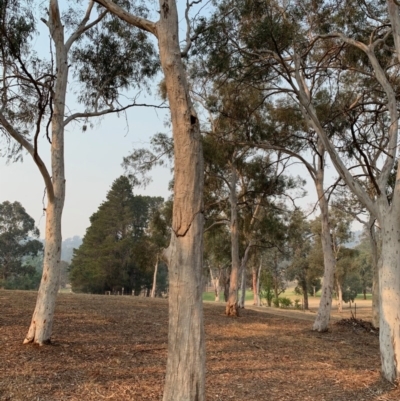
[1,290,399,401]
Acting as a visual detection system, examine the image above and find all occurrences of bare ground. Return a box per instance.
[0,290,399,401]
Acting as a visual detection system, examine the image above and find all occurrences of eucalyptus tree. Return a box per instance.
[195,3,345,331]
[208,0,400,381]
[90,1,207,398]
[0,0,158,345]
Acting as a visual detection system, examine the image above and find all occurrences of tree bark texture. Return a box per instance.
[376,209,400,382]
[150,255,159,298]
[312,150,336,332]
[238,244,251,308]
[336,277,343,313]
[368,218,380,328]
[252,264,258,305]
[226,164,240,316]
[157,1,205,399]
[24,0,66,345]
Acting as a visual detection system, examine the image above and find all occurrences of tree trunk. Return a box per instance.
[312,144,336,332]
[24,1,66,345]
[238,263,246,308]
[376,210,400,382]
[209,266,220,302]
[336,277,343,313]
[252,264,257,305]
[238,243,252,308]
[150,254,159,298]
[226,163,240,316]
[368,217,380,328]
[256,260,262,306]
[302,282,309,310]
[157,2,205,399]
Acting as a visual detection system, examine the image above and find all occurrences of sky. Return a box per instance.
[0,1,361,240]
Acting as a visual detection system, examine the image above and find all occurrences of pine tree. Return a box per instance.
[69,176,163,294]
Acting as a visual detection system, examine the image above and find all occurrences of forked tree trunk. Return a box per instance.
[226,164,240,316]
[157,2,205,399]
[150,254,159,298]
[312,145,336,332]
[24,1,66,344]
[209,266,221,302]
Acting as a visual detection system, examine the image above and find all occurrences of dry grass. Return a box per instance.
[0,290,399,401]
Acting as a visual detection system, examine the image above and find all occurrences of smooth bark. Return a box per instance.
[368,218,380,328]
[336,277,343,313]
[238,244,252,308]
[312,144,336,331]
[226,163,240,316]
[150,254,159,298]
[23,0,67,345]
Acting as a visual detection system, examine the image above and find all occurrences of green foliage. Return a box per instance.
[71,3,159,111]
[0,200,43,289]
[278,297,293,309]
[69,176,166,294]
[342,271,363,303]
[260,270,274,306]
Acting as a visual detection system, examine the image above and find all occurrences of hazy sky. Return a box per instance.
[0,1,360,240]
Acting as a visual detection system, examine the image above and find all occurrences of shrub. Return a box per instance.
[294,299,301,309]
[272,297,280,308]
[278,297,293,308]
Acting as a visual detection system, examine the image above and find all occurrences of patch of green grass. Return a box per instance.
[203,290,255,302]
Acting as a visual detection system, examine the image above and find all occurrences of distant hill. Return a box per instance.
[61,236,82,263]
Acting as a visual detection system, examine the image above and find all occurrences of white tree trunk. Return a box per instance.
[312,145,336,332]
[209,266,221,302]
[367,217,380,328]
[24,1,66,345]
[226,163,240,316]
[377,210,400,382]
[150,254,159,298]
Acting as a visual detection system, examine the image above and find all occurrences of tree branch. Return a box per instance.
[63,102,168,127]
[94,0,157,36]
[0,112,54,201]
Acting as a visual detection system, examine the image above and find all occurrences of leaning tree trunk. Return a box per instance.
[157,2,205,399]
[312,147,336,332]
[226,163,240,316]
[376,208,400,382]
[24,4,66,345]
